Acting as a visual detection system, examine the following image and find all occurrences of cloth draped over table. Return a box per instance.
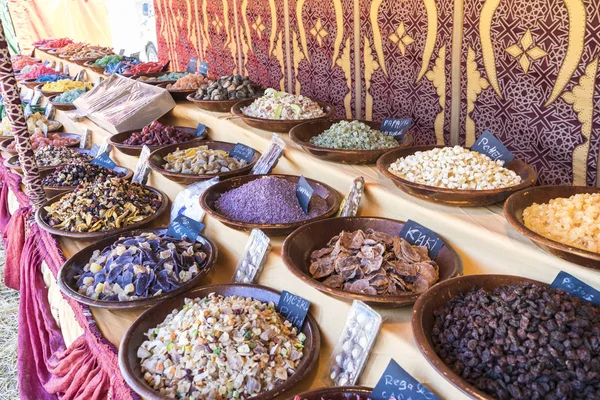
[0,161,139,399]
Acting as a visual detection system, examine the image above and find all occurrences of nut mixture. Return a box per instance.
[310,120,398,150]
[123,121,196,147]
[310,229,439,295]
[241,89,325,120]
[433,283,600,400]
[76,232,208,301]
[163,145,248,175]
[138,293,306,399]
[33,145,91,167]
[43,177,162,232]
[167,73,210,90]
[193,75,263,101]
[523,193,600,253]
[388,146,522,190]
[42,162,124,187]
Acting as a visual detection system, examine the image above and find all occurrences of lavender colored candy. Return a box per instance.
[215,176,329,224]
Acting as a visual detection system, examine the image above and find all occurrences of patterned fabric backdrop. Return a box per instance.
[154,0,600,186]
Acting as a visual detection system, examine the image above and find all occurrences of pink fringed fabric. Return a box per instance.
[3,206,29,290]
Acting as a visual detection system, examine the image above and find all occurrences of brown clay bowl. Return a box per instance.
[288,387,373,400]
[70,56,98,66]
[289,119,414,164]
[136,77,176,86]
[108,126,208,157]
[412,274,542,400]
[156,82,196,101]
[282,217,462,307]
[3,148,91,174]
[504,186,600,270]
[187,93,259,113]
[120,71,165,79]
[21,79,43,89]
[231,98,335,133]
[34,83,65,97]
[48,94,76,111]
[39,165,133,198]
[35,186,169,241]
[148,140,261,185]
[377,145,537,206]
[84,60,106,73]
[0,132,78,155]
[119,283,321,400]
[200,174,343,236]
[57,228,218,310]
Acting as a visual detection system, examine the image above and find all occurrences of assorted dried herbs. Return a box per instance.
[43,178,162,232]
[34,145,92,167]
[76,232,209,301]
[309,229,439,295]
[433,283,600,400]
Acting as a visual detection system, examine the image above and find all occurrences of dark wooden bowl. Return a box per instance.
[136,77,176,86]
[70,56,98,66]
[119,283,321,400]
[412,274,542,400]
[3,148,91,174]
[504,186,600,270]
[40,165,133,198]
[148,140,261,185]
[157,82,197,101]
[187,94,259,113]
[120,71,165,79]
[35,186,169,241]
[200,174,342,236]
[34,83,65,97]
[0,133,79,155]
[108,126,207,157]
[377,145,537,206]
[21,79,42,89]
[231,98,335,133]
[58,228,218,310]
[84,60,106,73]
[48,94,76,111]
[282,217,462,307]
[288,386,373,400]
[289,119,414,164]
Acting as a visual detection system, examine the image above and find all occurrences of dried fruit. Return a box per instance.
[163,145,248,175]
[42,162,124,187]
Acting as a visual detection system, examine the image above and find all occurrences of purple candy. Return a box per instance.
[214,176,329,224]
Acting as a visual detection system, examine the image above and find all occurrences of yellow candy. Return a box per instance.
[41,79,93,92]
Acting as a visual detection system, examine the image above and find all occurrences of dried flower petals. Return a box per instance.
[310,229,439,295]
[42,162,124,187]
[163,145,248,175]
[43,177,162,232]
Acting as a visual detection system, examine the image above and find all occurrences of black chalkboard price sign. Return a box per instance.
[276,290,310,329]
[295,175,314,214]
[380,118,413,138]
[470,130,514,164]
[167,214,204,241]
[229,143,255,163]
[398,220,444,258]
[198,61,209,77]
[550,271,600,306]
[370,359,440,400]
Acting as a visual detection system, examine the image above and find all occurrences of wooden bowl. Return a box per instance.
[48,94,76,111]
[34,83,64,97]
[148,140,261,185]
[231,98,335,133]
[282,217,462,307]
[70,56,98,66]
[377,145,537,206]
[136,77,176,86]
[157,82,196,101]
[0,133,79,154]
[35,186,169,241]
[504,186,600,270]
[288,386,373,400]
[57,228,218,310]
[119,283,321,400]
[108,126,207,157]
[40,165,133,198]
[289,119,414,164]
[84,60,106,74]
[200,174,342,236]
[21,79,43,89]
[120,71,165,79]
[412,274,541,400]
[3,148,91,174]
[187,94,259,113]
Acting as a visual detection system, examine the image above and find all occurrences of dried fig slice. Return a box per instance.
[322,274,344,288]
[334,256,362,274]
[348,230,366,249]
[309,257,335,279]
[310,247,333,261]
[362,255,383,274]
[416,261,439,285]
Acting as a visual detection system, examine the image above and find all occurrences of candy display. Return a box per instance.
[192,75,264,101]
[166,73,210,90]
[241,89,325,120]
[34,74,70,83]
[123,121,196,146]
[42,38,74,49]
[523,193,600,253]
[42,162,125,187]
[432,283,600,399]
[33,146,91,167]
[388,146,522,190]
[52,89,86,104]
[105,57,141,75]
[62,45,112,60]
[20,65,60,80]
[163,145,248,175]
[43,178,162,233]
[309,229,439,295]
[1,112,61,136]
[310,120,398,150]
[13,56,39,71]
[93,54,122,67]
[7,132,78,151]
[75,232,209,301]
[125,62,164,75]
[215,176,329,224]
[54,42,85,56]
[138,72,189,83]
[41,80,93,93]
[137,293,306,399]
